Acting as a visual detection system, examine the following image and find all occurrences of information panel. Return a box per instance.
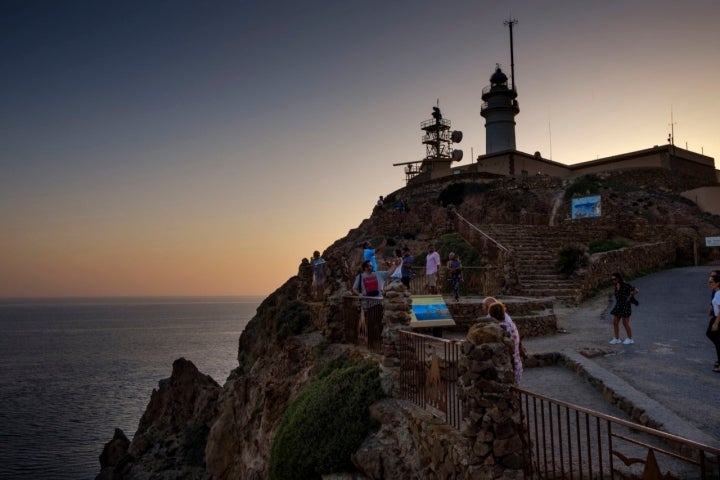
[409,295,456,328]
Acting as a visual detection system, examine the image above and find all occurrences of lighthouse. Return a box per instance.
[480,66,519,154]
[481,18,520,155]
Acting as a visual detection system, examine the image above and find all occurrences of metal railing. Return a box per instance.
[404,266,498,297]
[515,387,720,479]
[342,296,383,352]
[397,330,464,429]
[454,212,509,252]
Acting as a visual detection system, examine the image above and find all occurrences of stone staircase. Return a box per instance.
[481,224,609,304]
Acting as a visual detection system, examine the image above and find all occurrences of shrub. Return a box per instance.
[588,239,628,254]
[563,174,601,200]
[274,300,314,342]
[555,244,588,276]
[435,233,482,266]
[439,182,493,207]
[268,360,384,480]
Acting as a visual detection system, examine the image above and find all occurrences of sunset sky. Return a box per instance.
[2,0,719,297]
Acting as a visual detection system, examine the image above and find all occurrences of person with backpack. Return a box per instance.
[352,260,390,298]
[352,260,398,319]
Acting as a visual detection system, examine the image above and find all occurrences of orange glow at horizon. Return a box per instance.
[2,1,719,298]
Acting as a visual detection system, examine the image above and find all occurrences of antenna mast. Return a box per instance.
[504,17,518,91]
[668,107,676,146]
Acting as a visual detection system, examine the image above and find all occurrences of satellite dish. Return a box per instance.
[451,149,464,162]
[451,130,463,143]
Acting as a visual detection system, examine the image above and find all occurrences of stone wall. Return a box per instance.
[579,241,677,297]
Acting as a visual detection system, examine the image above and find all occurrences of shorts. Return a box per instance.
[426,272,437,287]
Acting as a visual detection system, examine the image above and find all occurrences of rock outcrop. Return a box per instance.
[96,168,720,479]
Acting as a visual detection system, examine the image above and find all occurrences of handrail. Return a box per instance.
[514,387,720,456]
[515,386,720,479]
[454,212,509,252]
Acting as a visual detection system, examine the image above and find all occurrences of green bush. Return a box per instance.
[563,174,601,200]
[588,239,628,254]
[274,300,314,342]
[439,182,494,207]
[435,233,482,266]
[268,360,385,480]
[555,244,588,276]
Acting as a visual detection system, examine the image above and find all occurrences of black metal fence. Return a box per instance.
[342,295,384,353]
[397,329,464,430]
[405,266,499,297]
[515,387,720,479]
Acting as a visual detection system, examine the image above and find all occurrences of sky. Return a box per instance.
[2,0,719,297]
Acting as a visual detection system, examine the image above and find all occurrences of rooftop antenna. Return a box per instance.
[504,16,518,91]
[668,107,676,146]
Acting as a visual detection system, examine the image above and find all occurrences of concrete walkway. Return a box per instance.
[520,265,720,448]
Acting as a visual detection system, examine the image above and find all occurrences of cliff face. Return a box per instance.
[96,168,720,480]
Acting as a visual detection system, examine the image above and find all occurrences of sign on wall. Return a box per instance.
[705,237,720,247]
[571,195,601,219]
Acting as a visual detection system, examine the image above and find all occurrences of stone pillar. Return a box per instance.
[458,323,526,479]
[379,279,412,395]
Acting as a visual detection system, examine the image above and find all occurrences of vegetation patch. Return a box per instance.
[439,181,495,207]
[588,239,628,254]
[563,174,601,200]
[412,233,482,268]
[555,244,588,276]
[268,359,384,480]
[274,299,314,342]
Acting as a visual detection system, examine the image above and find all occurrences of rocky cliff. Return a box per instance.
[95,168,720,480]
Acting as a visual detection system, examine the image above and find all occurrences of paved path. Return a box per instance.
[520,265,720,448]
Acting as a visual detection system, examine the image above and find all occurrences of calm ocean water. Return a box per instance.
[0,296,264,480]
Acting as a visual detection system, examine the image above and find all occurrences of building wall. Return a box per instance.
[570,151,667,176]
[681,186,720,216]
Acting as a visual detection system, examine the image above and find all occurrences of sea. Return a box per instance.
[0,295,264,480]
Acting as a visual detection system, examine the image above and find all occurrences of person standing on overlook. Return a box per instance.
[425,244,441,294]
[484,298,523,384]
[609,272,639,345]
[446,252,463,301]
[400,246,414,289]
[311,251,326,300]
[362,238,387,272]
[387,249,404,287]
[707,272,720,373]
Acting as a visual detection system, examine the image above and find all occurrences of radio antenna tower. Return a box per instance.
[504,17,518,91]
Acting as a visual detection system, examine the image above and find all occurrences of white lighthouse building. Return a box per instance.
[480,66,519,154]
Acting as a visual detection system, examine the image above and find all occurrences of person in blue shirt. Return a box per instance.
[362,238,386,272]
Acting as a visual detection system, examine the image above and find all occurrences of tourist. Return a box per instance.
[707,273,720,373]
[311,250,326,300]
[362,238,387,272]
[425,244,441,294]
[609,272,639,345]
[352,260,390,298]
[446,252,463,301]
[484,297,523,383]
[400,246,414,289]
[388,249,404,285]
[352,260,391,317]
[376,195,384,207]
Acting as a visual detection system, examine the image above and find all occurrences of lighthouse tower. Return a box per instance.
[480,66,519,154]
[481,18,520,155]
